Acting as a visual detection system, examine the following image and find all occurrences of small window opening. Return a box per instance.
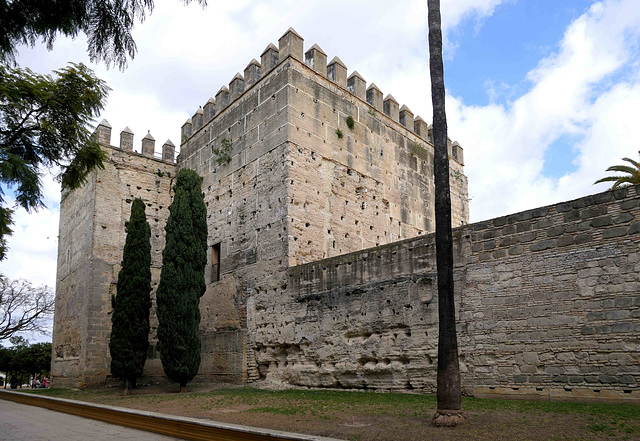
[211,243,221,282]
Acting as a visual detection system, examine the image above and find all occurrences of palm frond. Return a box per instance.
[593,176,623,185]
[605,165,637,175]
[621,157,640,170]
[595,153,640,190]
[610,176,636,190]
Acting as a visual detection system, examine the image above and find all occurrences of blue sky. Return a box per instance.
[2,0,640,294]
[448,1,591,105]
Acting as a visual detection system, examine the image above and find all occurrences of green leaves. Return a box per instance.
[594,153,640,190]
[156,169,207,389]
[109,198,152,389]
[212,138,233,166]
[0,62,108,260]
[0,0,206,70]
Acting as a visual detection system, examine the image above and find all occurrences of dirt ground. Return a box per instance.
[29,383,640,441]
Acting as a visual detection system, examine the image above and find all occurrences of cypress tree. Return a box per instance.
[156,169,207,392]
[109,198,152,395]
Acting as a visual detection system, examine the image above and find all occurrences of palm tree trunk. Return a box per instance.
[427,0,467,427]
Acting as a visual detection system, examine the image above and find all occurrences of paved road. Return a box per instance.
[0,399,179,441]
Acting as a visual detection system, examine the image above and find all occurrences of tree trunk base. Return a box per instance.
[431,409,468,427]
[180,385,187,393]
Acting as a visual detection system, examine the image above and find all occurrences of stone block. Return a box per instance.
[484,239,496,250]
[621,199,638,210]
[611,322,632,333]
[599,375,618,384]
[327,57,347,87]
[162,139,175,162]
[591,215,612,227]
[366,84,383,110]
[556,202,573,213]
[119,127,133,151]
[204,97,216,123]
[508,245,524,255]
[229,73,245,102]
[530,239,555,252]
[614,212,634,224]
[557,235,575,247]
[141,132,155,157]
[261,43,279,73]
[347,71,366,101]
[516,211,534,221]
[215,86,230,112]
[613,187,628,199]
[181,118,192,143]
[96,119,112,146]
[564,210,580,222]
[399,105,414,129]
[581,206,607,219]
[575,233,592,244]
[278,27,304,62]
[547,226,565,237]
[244,59,262,89]
[304,44,327,77]
[517,222,532,232]
[192,107,204,131]
[383,94,399,122]
[603,227,627,238]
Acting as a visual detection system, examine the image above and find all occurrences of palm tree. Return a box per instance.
[427,0,467,427]
[594,152,640,189]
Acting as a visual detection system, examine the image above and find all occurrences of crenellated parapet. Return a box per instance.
[92,119,176,162]
[180,28,465,164]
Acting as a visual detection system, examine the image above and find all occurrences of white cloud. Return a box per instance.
[7,0,640,287]
[0,203,59,287]
[448,0,640,221]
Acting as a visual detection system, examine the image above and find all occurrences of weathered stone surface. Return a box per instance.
[53,31,640,403]
[53,144,175,387]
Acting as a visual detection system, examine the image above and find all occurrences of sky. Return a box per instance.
[2,0,640,295]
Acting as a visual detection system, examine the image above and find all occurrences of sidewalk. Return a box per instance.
[0,399,178,440]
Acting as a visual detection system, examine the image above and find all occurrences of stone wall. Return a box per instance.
[177,29,468,382]
[254,185,640,402]
[286,62,468,265]
[52,130,176,387]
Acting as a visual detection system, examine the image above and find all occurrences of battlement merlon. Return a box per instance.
[90,121,177,163]
[181,27,465,165]
[328,57,347,88]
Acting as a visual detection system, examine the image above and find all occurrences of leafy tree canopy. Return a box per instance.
[0,0,206,261]
[0,0,207,70]
[0,62,109,259]
[0,337,51,387]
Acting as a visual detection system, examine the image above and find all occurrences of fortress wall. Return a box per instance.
[255,186,640,402]
[180,29,469,270]
[179,61,295,382]
[178,44,468,381]
[52,168,98,386]
[285,58,468,266]
[53,138,176,387]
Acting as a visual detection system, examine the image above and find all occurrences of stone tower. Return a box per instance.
[52,28,469,388]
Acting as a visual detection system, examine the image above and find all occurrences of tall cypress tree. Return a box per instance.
[109,198,152,395]
[156,169,207,392]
